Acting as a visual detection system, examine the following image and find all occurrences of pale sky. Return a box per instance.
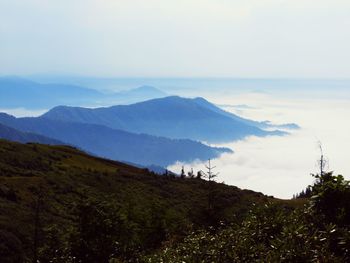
[1,0,350,78]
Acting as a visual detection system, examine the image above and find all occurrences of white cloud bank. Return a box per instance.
[0,108,47,117]
[169,92,350,199]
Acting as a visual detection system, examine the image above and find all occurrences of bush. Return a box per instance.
[145,172,350,263]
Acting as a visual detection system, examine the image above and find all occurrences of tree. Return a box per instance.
[311,172,350,226]
[163,169,169,177]
[310,143,350,226]
[32,186,44,263]
[201,159,220,223]
[317,141,328,178]
[180,166,186,179]
[201,159,219,182]
[69,199,128,262]
[187,168,194,178]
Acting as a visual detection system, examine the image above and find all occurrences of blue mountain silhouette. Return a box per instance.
[43,96,287,143]
[0,112,231,167]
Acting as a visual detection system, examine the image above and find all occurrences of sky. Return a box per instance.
[1,0,350,78]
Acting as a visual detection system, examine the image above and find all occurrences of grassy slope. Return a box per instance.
[0,139,301,260]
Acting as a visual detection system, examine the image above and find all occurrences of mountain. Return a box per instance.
[0,123,64,145]
[0,113,231,167]
[0,76,104,109]
[0,139,273,261]
[0,76,167,109]
[42,96,287,143]
[111,85,168,104]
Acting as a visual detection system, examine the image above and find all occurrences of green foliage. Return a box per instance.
[0,140,268,262]
[145,172,350,262]
[5,139,349,262]
[146,202,350,262]
[68,199,132,262]
[311,172,350,226]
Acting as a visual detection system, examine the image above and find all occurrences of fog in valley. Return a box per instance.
[169,89,350,198]
[1,80,349,199]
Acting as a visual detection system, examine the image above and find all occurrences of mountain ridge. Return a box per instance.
[0,112,231,167]
[0,77,168,108]
[0,123,64,145]
[43,96,287,143]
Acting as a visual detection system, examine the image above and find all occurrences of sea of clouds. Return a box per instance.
[2,85,349,199]
[169,90,350,199]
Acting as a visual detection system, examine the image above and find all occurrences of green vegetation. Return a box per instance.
[0,139,349,262]
[0,139,272,262]
[146,173,350,262]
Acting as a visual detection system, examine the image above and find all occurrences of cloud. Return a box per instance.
[169,91,350,199]
[0,108,47,117]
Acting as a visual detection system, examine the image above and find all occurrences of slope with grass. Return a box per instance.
[0,139,282,262]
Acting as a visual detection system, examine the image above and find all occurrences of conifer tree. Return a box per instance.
[180,166,186,179]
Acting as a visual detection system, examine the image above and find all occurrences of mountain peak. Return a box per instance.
[41,95,286,143]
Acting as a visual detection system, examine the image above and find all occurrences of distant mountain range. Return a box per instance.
[0,76,103,108]
[43,96,288,143]
[112,85,167,105]
[0,113,231,167]
[0,123,63,145]
[0,76,167,109]
[0,87,296,167]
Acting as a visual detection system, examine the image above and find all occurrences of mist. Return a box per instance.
[2,78,349,199]
[0,108,47,117]
[169,91,350,199]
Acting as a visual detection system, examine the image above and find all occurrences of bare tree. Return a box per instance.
[316,141,330,183]
[318,142,326,176]
[201,159,219,182]
[201,159,220,212]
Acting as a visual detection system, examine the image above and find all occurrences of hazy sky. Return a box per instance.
[1,0,349,78]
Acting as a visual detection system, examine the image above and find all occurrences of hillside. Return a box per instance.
[0,123,64,145]
[42,96,286,143]
[0,113,230,167]
[0,139,274,262]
